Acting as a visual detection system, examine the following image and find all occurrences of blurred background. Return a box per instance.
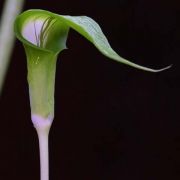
[0,0,179,179]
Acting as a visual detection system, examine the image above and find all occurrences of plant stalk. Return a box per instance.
[0,0,24,95]
[32,114,53,180]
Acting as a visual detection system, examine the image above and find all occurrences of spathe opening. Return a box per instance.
[15,11,69,54]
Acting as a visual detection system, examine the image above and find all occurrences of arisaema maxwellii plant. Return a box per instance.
[14,9,171,180]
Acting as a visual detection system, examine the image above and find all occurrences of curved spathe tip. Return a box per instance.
[14,9,172,72]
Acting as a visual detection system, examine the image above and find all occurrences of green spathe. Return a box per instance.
[24,46,57,118]
[14,9,170,118]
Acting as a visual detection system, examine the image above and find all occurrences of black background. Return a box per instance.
[0,0,179,179]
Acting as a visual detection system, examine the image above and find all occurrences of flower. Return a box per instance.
[14,9,171,119]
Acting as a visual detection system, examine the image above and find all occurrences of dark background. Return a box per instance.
[0,0,179,179]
